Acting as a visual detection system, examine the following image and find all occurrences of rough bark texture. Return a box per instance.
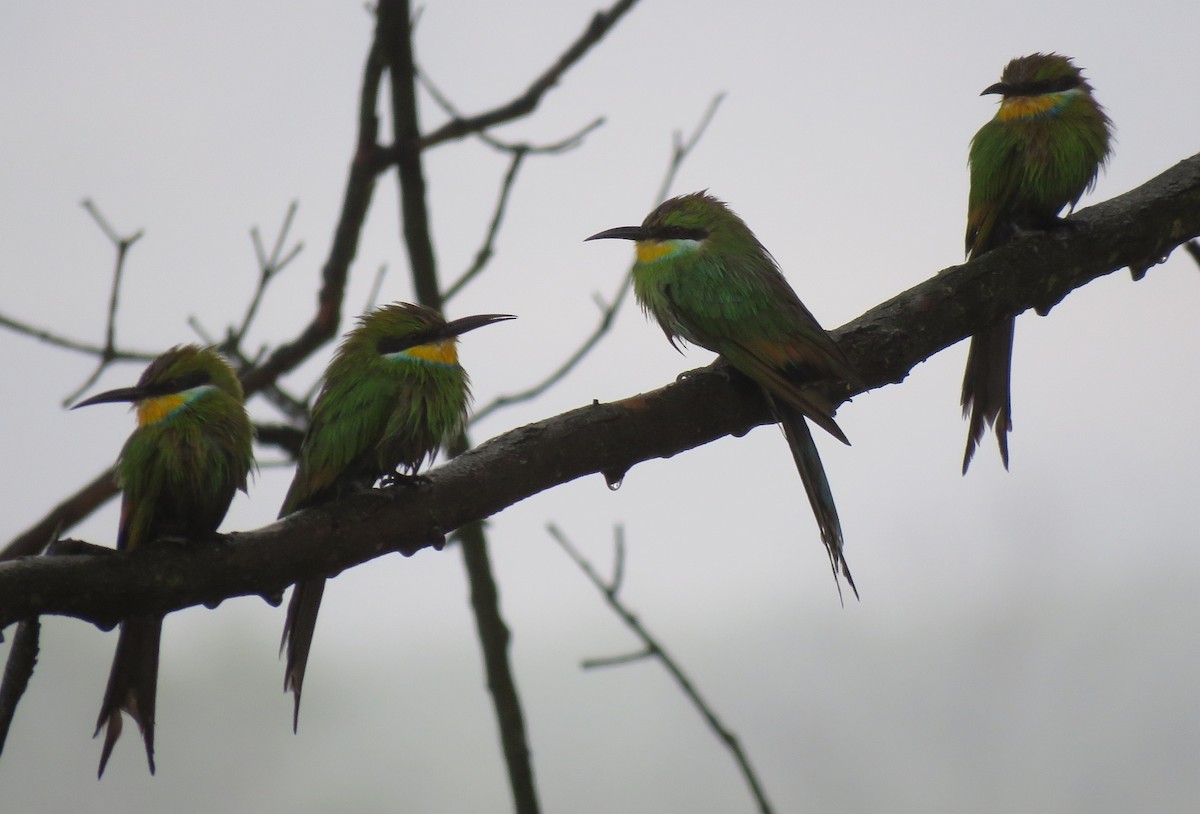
[2,153,1198,630]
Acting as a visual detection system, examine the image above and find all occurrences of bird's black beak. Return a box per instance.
[71,386,145,409]
[585,226,648,242]
[442,313,517,339]
[980,81,1008,97]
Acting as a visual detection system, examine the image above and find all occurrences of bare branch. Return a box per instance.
[549,523,775,814]
[419,69,604,155]
[414,0,641,150]
[83,199,142,372]
[237,201,304,342]
[381,2,550,809]
[443,149,527,302]
[0,313,155,363]
[9,201,149,407]
[363,263,389,312]
[580,648,652,669]
[7,151,1199,615]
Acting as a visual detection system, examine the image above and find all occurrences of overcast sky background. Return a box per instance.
[2,1,1199,812]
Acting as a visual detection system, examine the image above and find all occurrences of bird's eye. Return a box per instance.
[659,225,707,241]
[150,370,211,396]
[378,330,440,355]
[1027,75,1079,95]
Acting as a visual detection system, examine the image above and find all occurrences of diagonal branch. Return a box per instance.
[4,151,1199,628]
[548,523,774,814]
[414,0,641,151]
[443,148,527,303]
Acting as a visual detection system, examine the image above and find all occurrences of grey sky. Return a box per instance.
[2,1,1198,811]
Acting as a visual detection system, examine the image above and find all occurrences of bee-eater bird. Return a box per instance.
[587,193,861,598]
[279,302,514,729]
[73,345,254,776]
[960,52,1111,473]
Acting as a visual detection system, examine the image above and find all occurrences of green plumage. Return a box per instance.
[74,345,254,776]
[279,302,512,728]
[961,53,1112,472]
[588,193,860,598]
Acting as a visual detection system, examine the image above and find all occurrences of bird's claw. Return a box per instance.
[380,471,431,490]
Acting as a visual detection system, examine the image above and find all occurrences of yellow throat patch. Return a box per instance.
[137,394,186,427]
[997,93,1067,122]
[636,240,679,264]
[405,338,459,366]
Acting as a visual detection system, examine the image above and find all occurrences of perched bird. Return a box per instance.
[73,345,254,776]
[587,193,860,598]
[279,302,514,729]
[960,52,1112,473]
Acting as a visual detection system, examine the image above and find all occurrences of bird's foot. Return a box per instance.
[380,471,431,491]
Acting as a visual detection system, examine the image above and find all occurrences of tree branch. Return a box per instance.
[380,2,543,809]
[548,523,774,814]
[3,152,1197,626]
[414,0,640,150]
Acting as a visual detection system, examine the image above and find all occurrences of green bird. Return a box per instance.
[73,345,254,776]
[279,302,514,729]
[587,193,861,598]
[960,52,1112,473]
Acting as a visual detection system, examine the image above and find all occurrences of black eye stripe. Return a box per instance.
[377,330,443,355]
[144,369,211,397]
[1007,75,1080,96]
[651,225,708,241]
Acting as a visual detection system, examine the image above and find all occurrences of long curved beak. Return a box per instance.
[442,313,516,338]
[71,386,145,409]
[980,81,1008,97]
[585,226,647,242]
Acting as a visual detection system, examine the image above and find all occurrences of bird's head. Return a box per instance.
[982,53,1095,116]
[586,192,756,265]
[72,345,243,427]
[361,302,515,368]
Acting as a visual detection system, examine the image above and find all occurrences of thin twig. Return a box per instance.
[415,0,640,150]
[364,264,389,312]
[237,201,304,342]
[581,648,652,669]
[60,201,147,406]
[419,69,604,155]
[470,94,724,424]
[0,314,156,362]
[443,149,526,302]
[421,66,606,304]
[548,523,775,814]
